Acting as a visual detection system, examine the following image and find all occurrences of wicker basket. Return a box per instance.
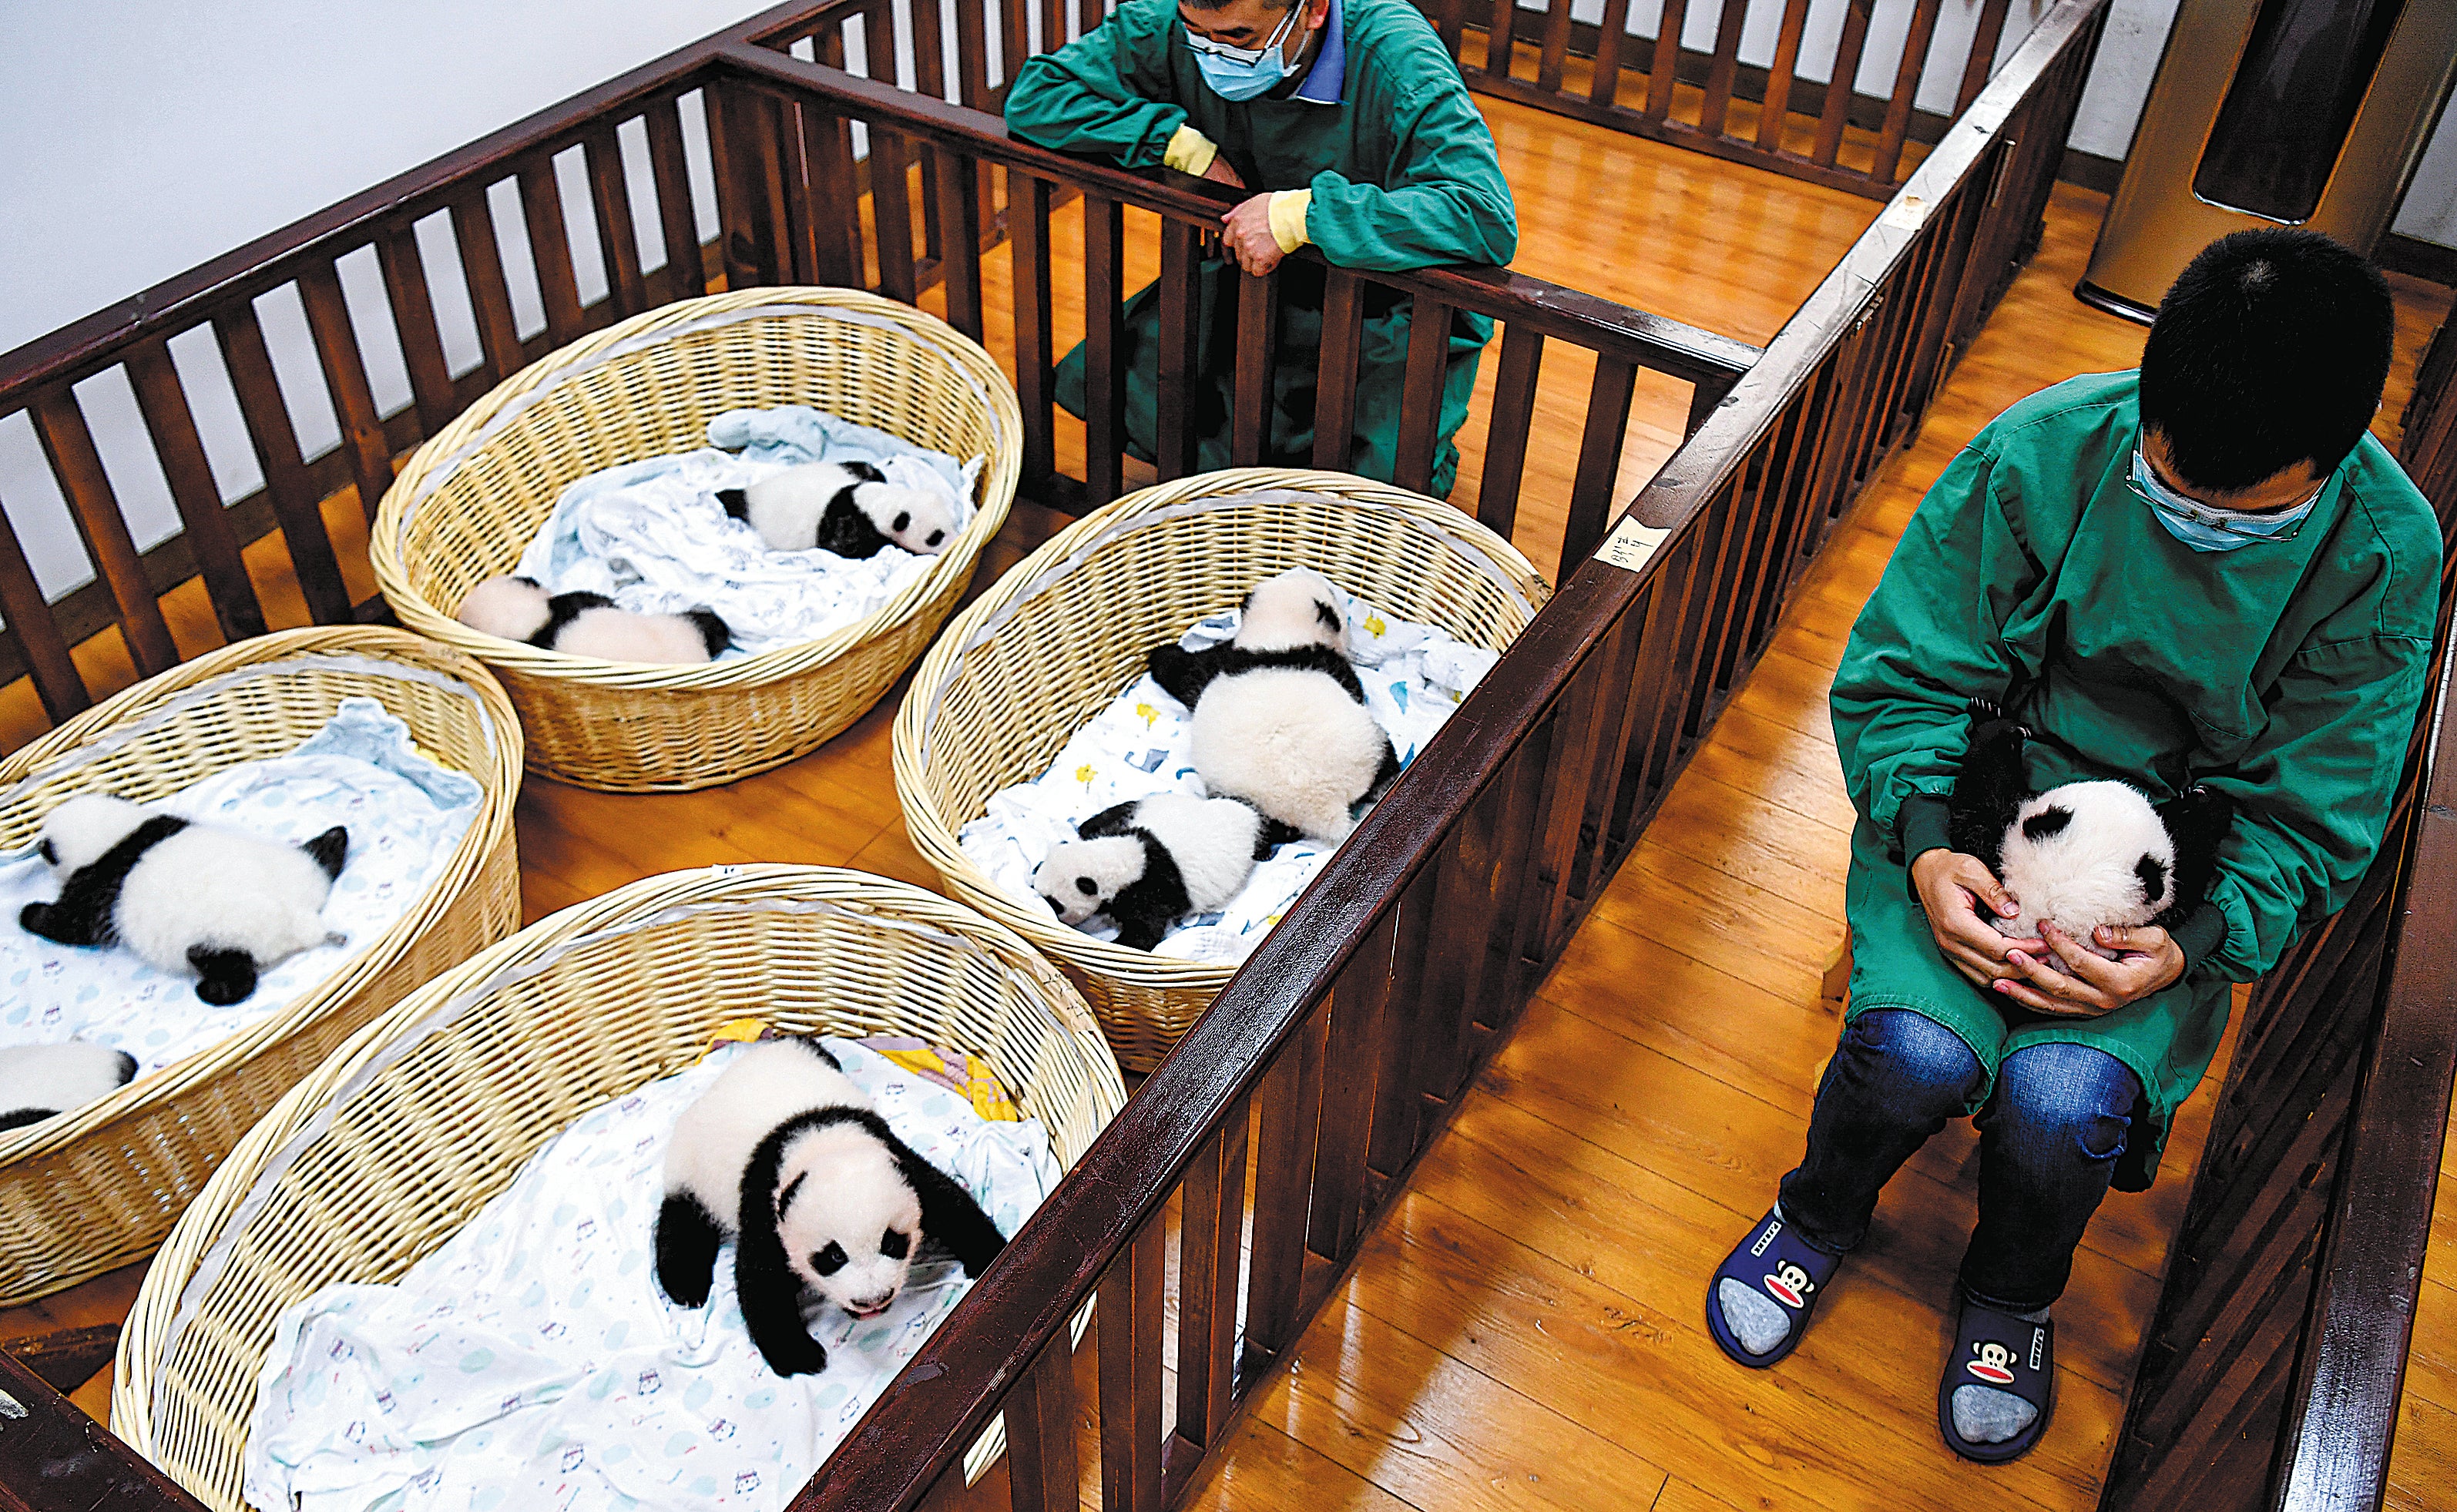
[893,468,1550,1071]
[117,865,1124,1507]
[0,628,522,1306]
[372,287,1022,793]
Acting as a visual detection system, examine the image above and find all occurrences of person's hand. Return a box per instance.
[1989,922,2183,1018]
[1220,193,1284,277]
[1909,848,2041,990]
[1200,156,1246,190]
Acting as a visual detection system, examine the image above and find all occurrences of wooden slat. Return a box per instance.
[1009,170,1056,488]
[1311,269,1365,472]
[516,159,589,344]
[643,96,707,306]
[1306,910,1401,1264]
[30,390,180,676]
[1588,0,1632,107]
[797,99,864,287]
[911,0,951,260]
[871,129,921,303]
[296,262,398,522]
[1485,0,1522,82]
[1002,1336,1079,1512]
[953,0,996,231]
[374,227,458,431]
[1079,0,1106,35]
[1696,0,1754,138]
[1405,788,1504,1144]
[211,303,354,626]
[1473,322,1544,541]
[1645,0,1686,119]
[1153,219,1199,483]
[1813,0,1877,169]
[0,491,89,722]
[1230,269,1277,468]
[1173,1105,1250,1455]
[1563,354,1639,564]
[0,1325,119,1396]
[1096,1219,1165,1512]
[449,193,527,384]
[1391,297,1452,496]
[704,84,777,290]
[1873,0,1946,183]
[1082,193,1126,506]
[1756,0,1813,149]
[1432,0,1468,60]
[1039,0,1065,57]
[931,144,985,340]
[582,129,651,317]
[1244,1004,1330,1364]
[1002,0,1030,95]
[1956,0,2014,114]
[123,340,265,642]
[1536,0,1576,95]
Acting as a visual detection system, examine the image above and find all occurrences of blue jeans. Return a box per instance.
[1775,1008,2143,1311]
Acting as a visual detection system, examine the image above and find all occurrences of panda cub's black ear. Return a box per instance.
[2135,854,2167,904]
[2021,806,2072,841]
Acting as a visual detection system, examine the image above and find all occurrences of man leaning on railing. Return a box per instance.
[1003,0,1517,497]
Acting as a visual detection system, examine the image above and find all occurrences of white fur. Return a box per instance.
[1192,669,1388,843]
[1130,794,1268,910]
[548,605,718,664]
[38,795,340,976]
[455,575,551,642]
[663,1040,921,1317]
[1236,567,1347,653]
[1994,779,2175,960]
[0,1040,137,1124]
[1035,835,1146,926]
[734,463,958,555]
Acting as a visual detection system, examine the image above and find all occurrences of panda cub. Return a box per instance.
[1034,793,1301,950]
[455,575,730,665]
[0,1041,139,1131]
[655,1037,1009,1377]
[20,794,347,1005]
[1948,705,2233,961]
[716,460,959,558]
[1146,568,1401,844]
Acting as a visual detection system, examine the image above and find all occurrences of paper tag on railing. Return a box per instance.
[1595,515,1670,574]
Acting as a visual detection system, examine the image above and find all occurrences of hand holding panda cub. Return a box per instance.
[717,460,959,559]
[654,1038,1008,1378]
[456,575,731,665]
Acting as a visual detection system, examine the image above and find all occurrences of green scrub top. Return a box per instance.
[1004,0,1518,495]
[1832,370,2439,1188]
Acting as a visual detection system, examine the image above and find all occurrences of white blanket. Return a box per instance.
[957,582,1499,963]
[0,698,483,1076]
[243,1038,1059,1512]
[514,407,981,659]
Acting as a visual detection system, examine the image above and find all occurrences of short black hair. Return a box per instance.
[2139,228,2393,492]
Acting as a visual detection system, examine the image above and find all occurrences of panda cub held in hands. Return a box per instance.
[654,1037,1009,1377]
[1948,703,2233,964]
[0,1041,138,1131]
[1035,794,1301,950]
[1146,568,1401,844]
[456,575,730,665]
[717,460,958,558]
[19,794,347,1005]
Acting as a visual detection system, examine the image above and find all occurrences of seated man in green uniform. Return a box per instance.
[1003,0,1516,496]
[1703,230,2436,1463]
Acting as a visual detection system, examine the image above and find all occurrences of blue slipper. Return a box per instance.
[1938,1297,2056,1463]
[1705,1205,1842,1368]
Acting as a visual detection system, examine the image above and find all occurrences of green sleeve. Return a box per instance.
[2196,633,2432,980]
[1004,4,1184,168]
[1829,441,2033,855]
[1304,38,1516,269]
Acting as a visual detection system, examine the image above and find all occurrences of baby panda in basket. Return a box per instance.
[1947,701,2234,967]
[19,794,347,1005]
[718,460,959,559]
[654,1037,1009,1377]
[455,576,732,665]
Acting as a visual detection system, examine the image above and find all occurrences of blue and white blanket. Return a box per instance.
[513,407,980,660]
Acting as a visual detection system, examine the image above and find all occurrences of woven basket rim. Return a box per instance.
[0,626,523,1167]
[892,467,1550,996]
[370,287,1022,692]
[115,864,1125,1469]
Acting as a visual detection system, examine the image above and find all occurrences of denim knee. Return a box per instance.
[1831,1008,1985,1117]
[1985,1041,2142,1165]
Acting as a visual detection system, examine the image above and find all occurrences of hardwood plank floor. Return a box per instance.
[4,76,2453,1512]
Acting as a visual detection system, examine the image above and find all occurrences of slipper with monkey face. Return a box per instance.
[1705,1205,1843,1369]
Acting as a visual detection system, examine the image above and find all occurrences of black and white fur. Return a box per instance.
[0,1041,139,1132]
[654,1037,1008,1378]
[1145,568,1401,844]
[455,575,730,665]
[1948,705,2232,959]
[19,794,347,1005]
[1033,794,1301,950]
[716,460,958,559]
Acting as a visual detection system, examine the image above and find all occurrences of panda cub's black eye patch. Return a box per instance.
[35,840,55,863]
[1076,877,1098,895]
[811,1242,848,1276]
[1314,600,1340,631]
[2022,806,2073,841]
[880,1228,909,1259]
[927,529,945,547]
[892,511,912,532]
[2135,854,2167,904]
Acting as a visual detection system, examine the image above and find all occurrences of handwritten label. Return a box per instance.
[1878,193,1926,231]
[1595,515,1670,574]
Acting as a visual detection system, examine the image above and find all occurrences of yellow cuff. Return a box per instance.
[1163,125,1218,176]
[1268,189,1312,253]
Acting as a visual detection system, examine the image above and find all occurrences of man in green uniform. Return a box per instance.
[1703,230,2438,1463]
[1003,0,1516,496]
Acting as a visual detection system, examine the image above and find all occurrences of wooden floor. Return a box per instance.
[6,82,2456,1512]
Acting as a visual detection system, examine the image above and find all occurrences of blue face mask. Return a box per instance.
[2129,446,2321,554]
[1185,4,1303,101]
